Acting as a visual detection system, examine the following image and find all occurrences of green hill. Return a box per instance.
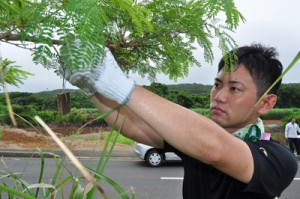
[1,83,300,109]
[167,83,212,95]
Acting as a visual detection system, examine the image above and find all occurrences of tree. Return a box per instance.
[0,0,244,82]
[176,93,193,108]
[145,82,169,97]
[276,84,300,108]
[0,58,32,90]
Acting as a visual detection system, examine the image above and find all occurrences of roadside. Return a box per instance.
[0,126,136,158]
[0,120,299,161]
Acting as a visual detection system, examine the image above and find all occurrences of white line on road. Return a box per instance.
[161,177,300,181]
[161,177,183,180]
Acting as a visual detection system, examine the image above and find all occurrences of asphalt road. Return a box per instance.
[0,157,299,199]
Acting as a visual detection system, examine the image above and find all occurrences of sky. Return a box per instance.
[1,0,300,93]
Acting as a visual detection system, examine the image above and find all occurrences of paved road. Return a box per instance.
[0,157,299,198]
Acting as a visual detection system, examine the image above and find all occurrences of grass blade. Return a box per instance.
[44,157,65,198]
[35,149,45,198]
[0,184,35,199]
[86,108,123,199]
[35,116,109,199]
[256,51,300,106]
[86,167,131,199]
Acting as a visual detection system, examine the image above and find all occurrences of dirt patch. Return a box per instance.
[262,120,283,125]
[0,126,133,151]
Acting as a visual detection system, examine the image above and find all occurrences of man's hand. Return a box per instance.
[60,46,135,104]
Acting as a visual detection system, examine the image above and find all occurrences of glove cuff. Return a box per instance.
[107,77,135,104]
[95,73,135,104]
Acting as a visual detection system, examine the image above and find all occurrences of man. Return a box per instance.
[285,118,300,156]
[61,43,298,198]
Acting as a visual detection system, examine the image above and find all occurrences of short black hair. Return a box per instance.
[218,44,283,97]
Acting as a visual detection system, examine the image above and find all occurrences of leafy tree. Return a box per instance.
[276,83,300,108]
[1,0,244,82]
[144,82,209,108]
[191,94,210,108]
[0,58,32,90]
[168,83,212,95]
[70,91,95,108]
[145,82,169,97]
[176,93,193,108]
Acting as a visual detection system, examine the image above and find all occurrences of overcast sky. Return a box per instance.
[1,0,300,93]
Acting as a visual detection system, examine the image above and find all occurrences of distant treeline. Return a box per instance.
[1,83,300,128]
[1,83,300,111]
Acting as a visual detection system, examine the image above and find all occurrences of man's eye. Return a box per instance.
[214,83,220,88]
[231,87,240,92]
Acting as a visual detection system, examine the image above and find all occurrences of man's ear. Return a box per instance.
[257,94,277,115]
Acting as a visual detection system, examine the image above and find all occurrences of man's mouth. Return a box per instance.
[211,106,225,115]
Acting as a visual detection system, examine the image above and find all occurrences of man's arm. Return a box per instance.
[92,93,164,148]
[94,86,254,183]
[285,124,288,138]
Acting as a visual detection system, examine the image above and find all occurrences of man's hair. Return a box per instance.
[218,44,283,97]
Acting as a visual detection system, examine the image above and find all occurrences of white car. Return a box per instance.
[134,143,181,167]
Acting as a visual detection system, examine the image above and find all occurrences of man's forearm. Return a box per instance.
[126,86,228,161]
[92,93,164,148]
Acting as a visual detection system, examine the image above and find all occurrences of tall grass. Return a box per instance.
[260,108,300,121]
[0,108,136,199]
[104,133,135,146]
[65,130,134,146]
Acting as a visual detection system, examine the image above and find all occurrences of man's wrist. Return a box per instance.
[95,76,135,104]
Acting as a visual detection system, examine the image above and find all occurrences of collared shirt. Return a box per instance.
[285,122,300,138]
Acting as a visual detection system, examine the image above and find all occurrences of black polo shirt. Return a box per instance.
[164,140,297,199]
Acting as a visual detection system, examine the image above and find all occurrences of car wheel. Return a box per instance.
[145,149,164,167]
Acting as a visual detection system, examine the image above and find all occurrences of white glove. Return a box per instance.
[62,47,135,105]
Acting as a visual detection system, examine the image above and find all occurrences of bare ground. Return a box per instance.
[0,126,134,152]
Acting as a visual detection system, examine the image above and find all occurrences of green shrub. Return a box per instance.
[36,110,58,123]
[191,108,210,117]
[260,108,297,120]
[104,132,134,146]
[67,134,101,141]
[55,108,107,127]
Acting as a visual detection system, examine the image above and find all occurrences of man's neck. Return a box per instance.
[224,118,263,135]
[230,118,265,141]
[225,128,238,134]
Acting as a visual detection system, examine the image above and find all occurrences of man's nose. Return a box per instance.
[214,88,228,102]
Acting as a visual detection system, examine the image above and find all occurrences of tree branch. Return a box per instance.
[1,33,61,45]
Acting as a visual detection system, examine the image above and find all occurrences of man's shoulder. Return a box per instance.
[248,139,297,166]
[247,140,298,168]
[246,140,292,157]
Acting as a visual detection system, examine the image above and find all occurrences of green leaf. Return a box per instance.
[86,167,131,199]
[0,59,33,88]
[0,184,35,199]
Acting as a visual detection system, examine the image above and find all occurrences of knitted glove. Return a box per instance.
[61,47,135,105]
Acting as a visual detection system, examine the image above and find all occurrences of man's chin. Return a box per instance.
[211,116,228,128]
[210,114,221,121]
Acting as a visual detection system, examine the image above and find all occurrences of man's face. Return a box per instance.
[210,64,259,133]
